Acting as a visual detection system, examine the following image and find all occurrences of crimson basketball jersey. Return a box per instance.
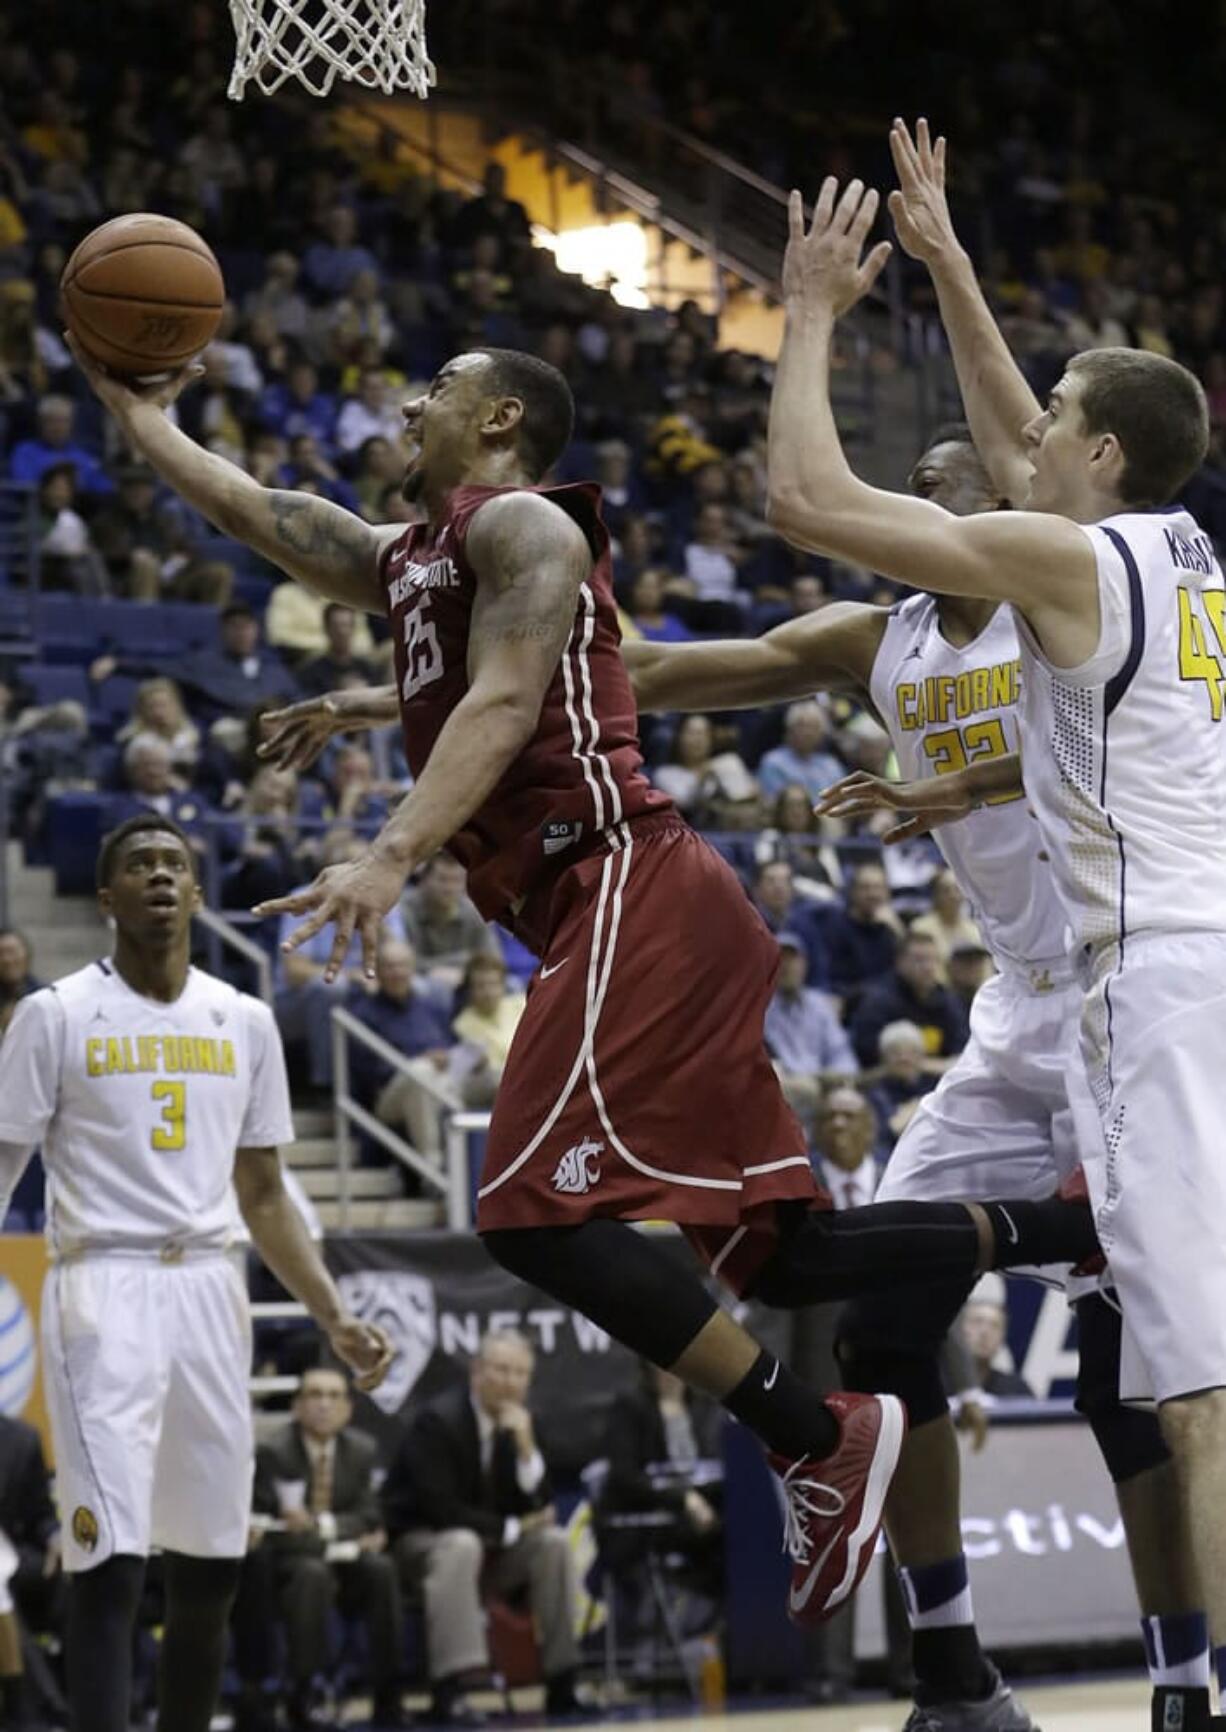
[381,482,670,934]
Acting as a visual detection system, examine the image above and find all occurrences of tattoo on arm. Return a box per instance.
[466,494,591,675]
[269,493,372,563]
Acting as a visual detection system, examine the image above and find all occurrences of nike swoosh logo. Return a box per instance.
[764,1360,780,1391]
[788,1524,846,1614]
[539,958,569,980]
[997,1205,1019,1246]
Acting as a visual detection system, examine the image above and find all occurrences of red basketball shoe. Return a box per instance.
[770,1391,907,1624]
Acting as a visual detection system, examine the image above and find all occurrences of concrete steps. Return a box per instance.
[315,1198,442,1230]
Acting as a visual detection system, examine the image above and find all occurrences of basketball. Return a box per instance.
[60,213,225,379]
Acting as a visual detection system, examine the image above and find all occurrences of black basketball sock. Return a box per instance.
[981,1195,1100,1269]
[0,1673,28,1729]
[66,1553,146,1732]
[1153,1687,1211,1732]
[156,1553,242,1732]
[723,1348,839,1460]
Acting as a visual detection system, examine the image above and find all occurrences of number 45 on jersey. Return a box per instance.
[1177,587,1226,720]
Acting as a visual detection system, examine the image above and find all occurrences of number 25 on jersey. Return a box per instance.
[402,597,445,701]
[1177,586,1226,721]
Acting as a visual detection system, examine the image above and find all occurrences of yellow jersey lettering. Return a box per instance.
[970,667,991,712]
[86,1037,104,1076]
[896,684,918,730]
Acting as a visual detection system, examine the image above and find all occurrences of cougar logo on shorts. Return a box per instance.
[552,1139,603,1195]
[335,1270,436,1415]
[71,1507,99,1553]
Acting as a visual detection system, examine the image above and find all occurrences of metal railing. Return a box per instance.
[193,904,274,1005]
[330,1004,475,1230]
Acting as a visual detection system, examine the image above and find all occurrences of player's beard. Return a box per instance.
[401,452,426,502]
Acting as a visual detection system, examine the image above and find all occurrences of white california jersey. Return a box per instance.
[0,960,295,1258]
[870,594,1069,974]
[1015,508,1226,960]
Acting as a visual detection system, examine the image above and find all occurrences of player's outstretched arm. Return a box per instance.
[234,1145,394,1391]
[814,752,1024,841]
[622,603,883,713]
[765,179,1096,627]
[888,119,1039,505]
[257,686,400,773]
[253,491,590,980]
[66,334,394,612]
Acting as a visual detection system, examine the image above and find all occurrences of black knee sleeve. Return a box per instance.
[748,1200,979,1309]
[67,1554,146,1732]
[1075,1292,1171,1484]
[835,1276,976,1429]
[481,1220,718,1367]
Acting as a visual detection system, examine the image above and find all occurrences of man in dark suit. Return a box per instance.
[240,1368,405,1730]
[385,1330,582,1726]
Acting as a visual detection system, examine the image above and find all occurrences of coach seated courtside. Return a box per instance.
[384,1329,585,1726]
[234,1368,405,1731]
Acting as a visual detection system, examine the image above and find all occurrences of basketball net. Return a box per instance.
[226,0,435,100]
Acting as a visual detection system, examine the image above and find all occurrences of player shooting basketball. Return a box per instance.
[69,332,1102,1631]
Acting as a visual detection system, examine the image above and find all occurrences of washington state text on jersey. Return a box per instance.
[895,659,1022,731]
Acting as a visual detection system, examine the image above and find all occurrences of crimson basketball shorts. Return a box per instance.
[476,815,821,1293]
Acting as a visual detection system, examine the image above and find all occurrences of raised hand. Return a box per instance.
[887,117,959,266]
[813,768,974,842]
[257,696,348,772]
[64,329,204,418]
[781,177,892,318]
[253,845,412,982]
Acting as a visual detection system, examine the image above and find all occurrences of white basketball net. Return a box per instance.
[227,0,435,100]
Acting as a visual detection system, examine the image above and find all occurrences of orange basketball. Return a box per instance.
[60,213,225,378]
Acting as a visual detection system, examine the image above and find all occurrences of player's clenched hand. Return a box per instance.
[63,329,204,417]
[257,696,345,772]
[781,178,892,317]
[254,847,411,982]
[814,769,973,842]
[329,1315,396,1392]
[887,118,959,267]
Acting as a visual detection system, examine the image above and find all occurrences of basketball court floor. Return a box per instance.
[345,1675,1149,1728]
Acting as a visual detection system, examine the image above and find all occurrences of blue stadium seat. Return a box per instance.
[92,673,143,723]
[46,792,109,894]
[24,664,91,709]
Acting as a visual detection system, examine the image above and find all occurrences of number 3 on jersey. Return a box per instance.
[151,1080,186,1151]
[402,597,444,701]
[1177,586,1226,721]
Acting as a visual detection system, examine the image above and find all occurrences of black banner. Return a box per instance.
[324,1229,793,1474]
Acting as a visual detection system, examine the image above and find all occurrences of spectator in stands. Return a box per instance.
[277,433,359,512]
[819,862,901,1004]
[273,828,408,1094]
[752,859,828,985]
[764,933,857,1127]
[622,568,693,643]
[323,742,393,828]
[321,268,396,361]
[757,700,845,803]
[266,580,379,663]
[116,677,200,780]
[450,952,527,1108]
[242,1368,406,1729]
[400,854,502,990]
[754,783,838,885]
[592,439,647,535]
[386,1329,584,1725]
[599,1361,722,1602]
[242,250,310,344]
[866,1019,937,1146]
[850,932,969,1072]
[8,395,112,495]
[352,435,405,522]
[109,737,213,840]
[789,573,829,617]
[948,940,995,1013]
[813,1083,883,1209]
[910,868,985,976]
[90,461,195,601]
[449,162,533,267]
[0,1412,63,1722]
[301,204,380,301]
[336,366,407,454]
[681,501,745,605]
[220,765,304,911]
[958,1275,1035,1400]
[179,105,246,209]
[347,937,453,1162]
[179,602,300,719]
[650,713,760,828]
[35,464,108,594]
[297,603,380,694]
[0,930,40,1038]
[259,359,339,453]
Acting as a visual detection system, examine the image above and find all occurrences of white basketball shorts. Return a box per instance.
[878,965,1082,1208]
[42,1253,253,1571]
[1067,931,1226,1404]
